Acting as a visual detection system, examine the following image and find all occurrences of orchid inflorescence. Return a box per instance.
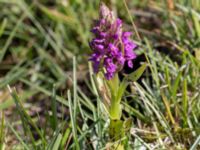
[89,3,137,80]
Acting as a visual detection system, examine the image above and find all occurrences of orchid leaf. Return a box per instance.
[126,63,147,82]
[109,119,124,141]
[123,118,132,133]
[115,63,147,103]
[107,74,119,99]
[95,73,111,108]
[116,79,128,103]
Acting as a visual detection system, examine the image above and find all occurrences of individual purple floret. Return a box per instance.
[89,3,137,80]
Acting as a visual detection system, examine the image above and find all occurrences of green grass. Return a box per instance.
[0,0,200,149]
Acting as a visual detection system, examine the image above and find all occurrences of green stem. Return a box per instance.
[109,100,121,120]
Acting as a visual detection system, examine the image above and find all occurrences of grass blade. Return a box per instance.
[68,90,80,150]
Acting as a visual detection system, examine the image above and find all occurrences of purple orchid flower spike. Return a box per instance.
[89,2,137,80]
